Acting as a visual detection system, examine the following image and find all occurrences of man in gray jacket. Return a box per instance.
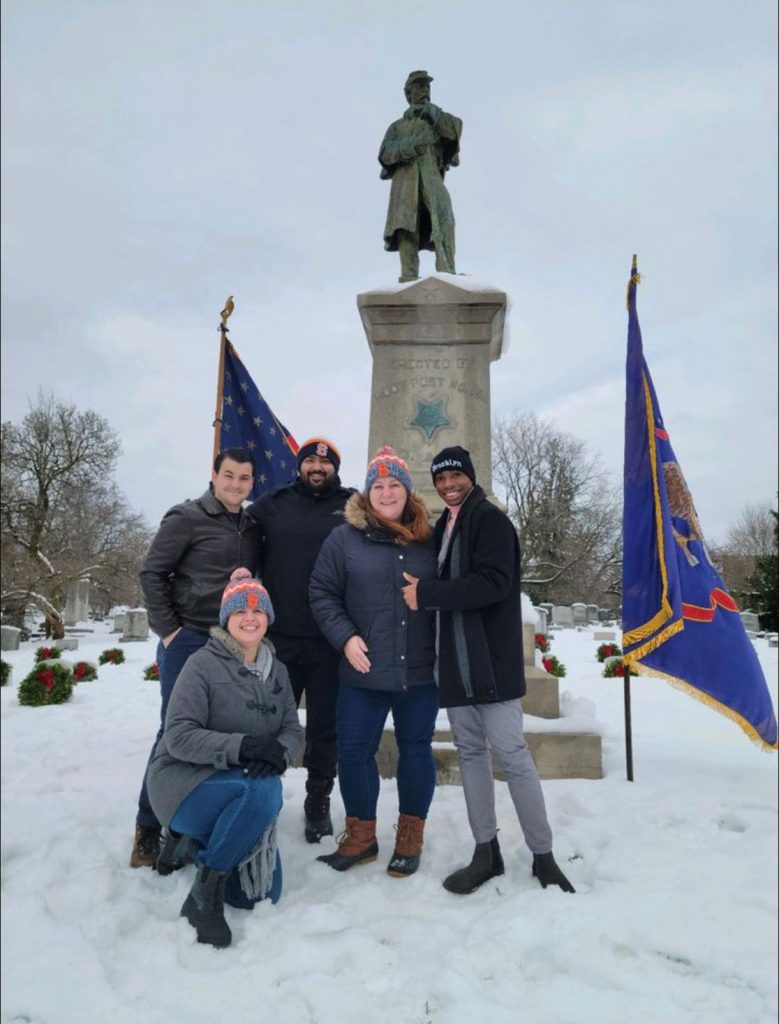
[131,447,262,868]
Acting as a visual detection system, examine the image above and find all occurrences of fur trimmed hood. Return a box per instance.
[344,492,370,530]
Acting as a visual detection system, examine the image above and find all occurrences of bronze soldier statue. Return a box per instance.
[379,71,462,283]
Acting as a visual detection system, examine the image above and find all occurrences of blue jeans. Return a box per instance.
[336,683,438,821]
[136,627,208,828]
[171,769,284,903]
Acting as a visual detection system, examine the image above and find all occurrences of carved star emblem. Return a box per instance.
[409,398,450,440]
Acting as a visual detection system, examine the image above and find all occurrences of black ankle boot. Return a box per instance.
[442,837,505,895]
[304,777,334,844]
[157,828,200,877]
[180,866,231,948]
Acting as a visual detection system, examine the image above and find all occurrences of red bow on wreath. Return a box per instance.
[37,670,55,692]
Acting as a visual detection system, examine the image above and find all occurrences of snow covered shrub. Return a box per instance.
[542,654,567,677]
[34,646,62,663]
[596,642,622,663]
[73,661,98,682]
[99,648,125,666]
[535,633,550,653]
[18,663,75,706]
[143,662,160,681]
[1,660,10,686]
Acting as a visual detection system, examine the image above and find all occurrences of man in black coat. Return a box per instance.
[135,447,262,868]
[248,438,354,842]
[402,446,574,895]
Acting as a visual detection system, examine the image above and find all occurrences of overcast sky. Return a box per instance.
[2,0,777,542]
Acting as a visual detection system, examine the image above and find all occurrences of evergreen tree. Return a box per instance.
[748,509,778,631]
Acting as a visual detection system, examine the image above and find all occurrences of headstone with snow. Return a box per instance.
[1,625,21,651]
[739,611,760,633]
[594,630,617,642]
[598,608,611,622]
[571,602,588,626]
[534,606,548,635]
[553,605,574,627]
[538,602,554,623]
[112,612,127,634]
[64,579,90,626]
[586,604,599,623]
[56,637,79,651]
[120,609,149,642]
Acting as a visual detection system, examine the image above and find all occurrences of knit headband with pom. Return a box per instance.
[219,567,275,627]
[364,445,413,494]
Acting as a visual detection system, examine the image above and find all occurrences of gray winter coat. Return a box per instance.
[146,628,304,827]
[309,495,437,692]
[139,488,263,639]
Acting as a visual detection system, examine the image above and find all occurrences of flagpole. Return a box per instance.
[623,661,634,781]
[212,295,234,465]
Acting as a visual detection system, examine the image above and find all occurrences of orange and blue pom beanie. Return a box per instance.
[296,437,342,474]
[220,568,275,627]
[364,445,413,494]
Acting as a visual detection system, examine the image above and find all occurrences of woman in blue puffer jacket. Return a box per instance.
[309,446,437,877]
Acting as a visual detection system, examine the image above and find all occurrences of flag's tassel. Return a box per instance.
[632,661,778,752]
[624,619,685,662]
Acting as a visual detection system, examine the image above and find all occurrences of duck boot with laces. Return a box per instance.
[129,824,161,869]
[304,777,335,844]
[180,865,232,949]
[387,813,426,877]
[317,817,378,871]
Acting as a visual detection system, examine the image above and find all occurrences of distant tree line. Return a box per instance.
[492,413,777,628]
[1,392,152,638]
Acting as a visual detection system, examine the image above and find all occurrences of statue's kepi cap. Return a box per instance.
[405,70,433,89]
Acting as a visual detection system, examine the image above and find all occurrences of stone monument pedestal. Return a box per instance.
[357,275,506,513]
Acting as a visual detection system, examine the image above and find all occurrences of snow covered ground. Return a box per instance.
[1,622,776,1024]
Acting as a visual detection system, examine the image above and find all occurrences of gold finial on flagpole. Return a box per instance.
[219,295,235,331]
[626,255,641,308]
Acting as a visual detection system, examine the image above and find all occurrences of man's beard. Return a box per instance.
[300,470,337,495]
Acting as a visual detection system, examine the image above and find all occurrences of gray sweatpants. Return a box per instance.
[447,699,553,854]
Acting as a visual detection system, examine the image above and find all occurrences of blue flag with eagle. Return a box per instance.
[218,339,299,502]
[622,258,777,751]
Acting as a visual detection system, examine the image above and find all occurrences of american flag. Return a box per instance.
[217,339,299,501]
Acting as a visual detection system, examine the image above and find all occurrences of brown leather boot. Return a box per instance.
[317,817,378,872]
[387,813,425,877]
[130,824,161,868]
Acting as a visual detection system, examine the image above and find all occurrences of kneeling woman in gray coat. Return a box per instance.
[147,567,303,948]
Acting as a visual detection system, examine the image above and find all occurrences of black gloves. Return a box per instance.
[238,736,287,779]
[532,852,576,893]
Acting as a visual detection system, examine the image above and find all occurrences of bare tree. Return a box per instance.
[492,413,621,606]
[724,502,776,556]
[1,392,151,636]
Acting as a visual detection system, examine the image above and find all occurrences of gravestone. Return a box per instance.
[768,636,778,649]
[64,580,90,626]
[597,608,611,622]
[120,609,149,642]
[593,630,617,642]
[586,604,599,623]
[1,626,21,651]
[534,607,548,635]
[112,612,127,634]
[739,611,760,633]
[571,602,588,626]
[538,602,555,625]
[553,606,574,628]
[56,637,79,651]
[357,277,506,514]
